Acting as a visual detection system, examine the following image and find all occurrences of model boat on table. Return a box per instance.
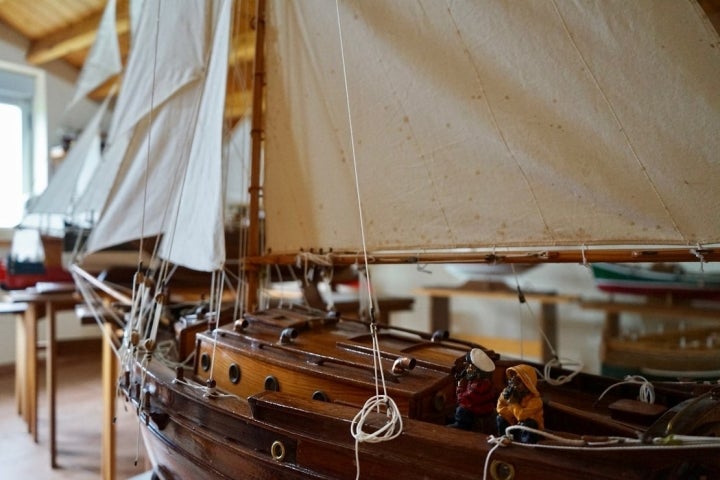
[591,263,720,300]
[68,0,720,478]
[0,229,72,290]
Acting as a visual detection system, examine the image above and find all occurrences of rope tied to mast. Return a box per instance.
[330,1,403,477]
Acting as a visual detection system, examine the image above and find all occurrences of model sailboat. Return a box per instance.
[0,0,125,290]
[71,0,720,478]
[0,94,111,290]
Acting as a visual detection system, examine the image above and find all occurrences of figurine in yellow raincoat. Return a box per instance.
[496,364,544,443]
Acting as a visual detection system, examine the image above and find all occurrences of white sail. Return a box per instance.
[68,0,122,108]
[263,0,720,256]
[130,0,145,44]
[81,0,720,273]
[106,0,208,143]
[26,94,111,218]
[72,123,128,223]
[156,0,232,271]
[85,0,232,272]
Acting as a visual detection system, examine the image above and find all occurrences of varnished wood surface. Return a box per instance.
[133,352,720,480]
[124,304,720,479]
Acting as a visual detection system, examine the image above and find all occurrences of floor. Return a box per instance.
[0,345,151,479]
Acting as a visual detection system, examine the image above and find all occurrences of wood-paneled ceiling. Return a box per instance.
[0,0,718,122]
[0,0,257,121]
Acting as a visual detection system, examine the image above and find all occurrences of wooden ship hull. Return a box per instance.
[119,305,720,480]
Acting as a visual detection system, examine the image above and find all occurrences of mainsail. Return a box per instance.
[263,0,720,256]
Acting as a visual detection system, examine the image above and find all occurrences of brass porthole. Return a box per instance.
[270,440,286,461]
[228,363,241,384]
[489,460,515,480]
[200,353,211,372]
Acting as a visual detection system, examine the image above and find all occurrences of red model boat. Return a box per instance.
[0,229,72,290]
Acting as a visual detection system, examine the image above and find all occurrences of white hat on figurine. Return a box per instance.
[469,348,495,372]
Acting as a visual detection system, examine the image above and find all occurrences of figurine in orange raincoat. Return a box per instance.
[496,364,544,443]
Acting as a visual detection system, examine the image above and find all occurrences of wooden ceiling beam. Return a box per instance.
[26,0,129,66]
[88,75,121,101]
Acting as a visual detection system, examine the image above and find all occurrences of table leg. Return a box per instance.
[15,312,26,416]
[429,296,450,332]
[46,300,58,468]
[102,322,117,480]
[540,302,558,363]
[24,303,38,442]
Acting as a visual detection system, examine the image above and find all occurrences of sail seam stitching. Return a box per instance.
[549,0,686,244]
[445,1,554,243]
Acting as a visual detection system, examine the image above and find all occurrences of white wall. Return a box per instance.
[0,23,102,366]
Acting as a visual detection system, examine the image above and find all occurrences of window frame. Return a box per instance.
[0,60,47,241]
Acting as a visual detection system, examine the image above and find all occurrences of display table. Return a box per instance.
[5,282,79,468]
[0,301,29,417]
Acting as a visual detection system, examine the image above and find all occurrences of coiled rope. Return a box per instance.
[596,375,655,405]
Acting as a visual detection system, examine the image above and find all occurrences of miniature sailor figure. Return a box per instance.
[496,364,544,443]
[448,348,496,431]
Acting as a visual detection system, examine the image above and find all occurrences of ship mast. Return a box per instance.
[245,0,266,310]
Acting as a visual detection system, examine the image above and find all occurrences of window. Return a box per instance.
[0,101,26,227]
[0,62,47,235]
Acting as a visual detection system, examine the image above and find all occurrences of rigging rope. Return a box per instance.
[509,265,584,386]
[483,426,720,480]
[332,1,402,477]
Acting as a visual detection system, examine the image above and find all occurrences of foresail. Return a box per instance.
[106,0,207,143]
[85,0,232,272]
[72,127,128,228]
[157,0,232,272]
[263,0,720,257]
[67,0,122,109]
[27,94,111,218]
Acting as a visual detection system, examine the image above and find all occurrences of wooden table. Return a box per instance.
[6,282,79,468]
[415,281,579,362]
[330,293,415,324]
[0,301,29,418]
